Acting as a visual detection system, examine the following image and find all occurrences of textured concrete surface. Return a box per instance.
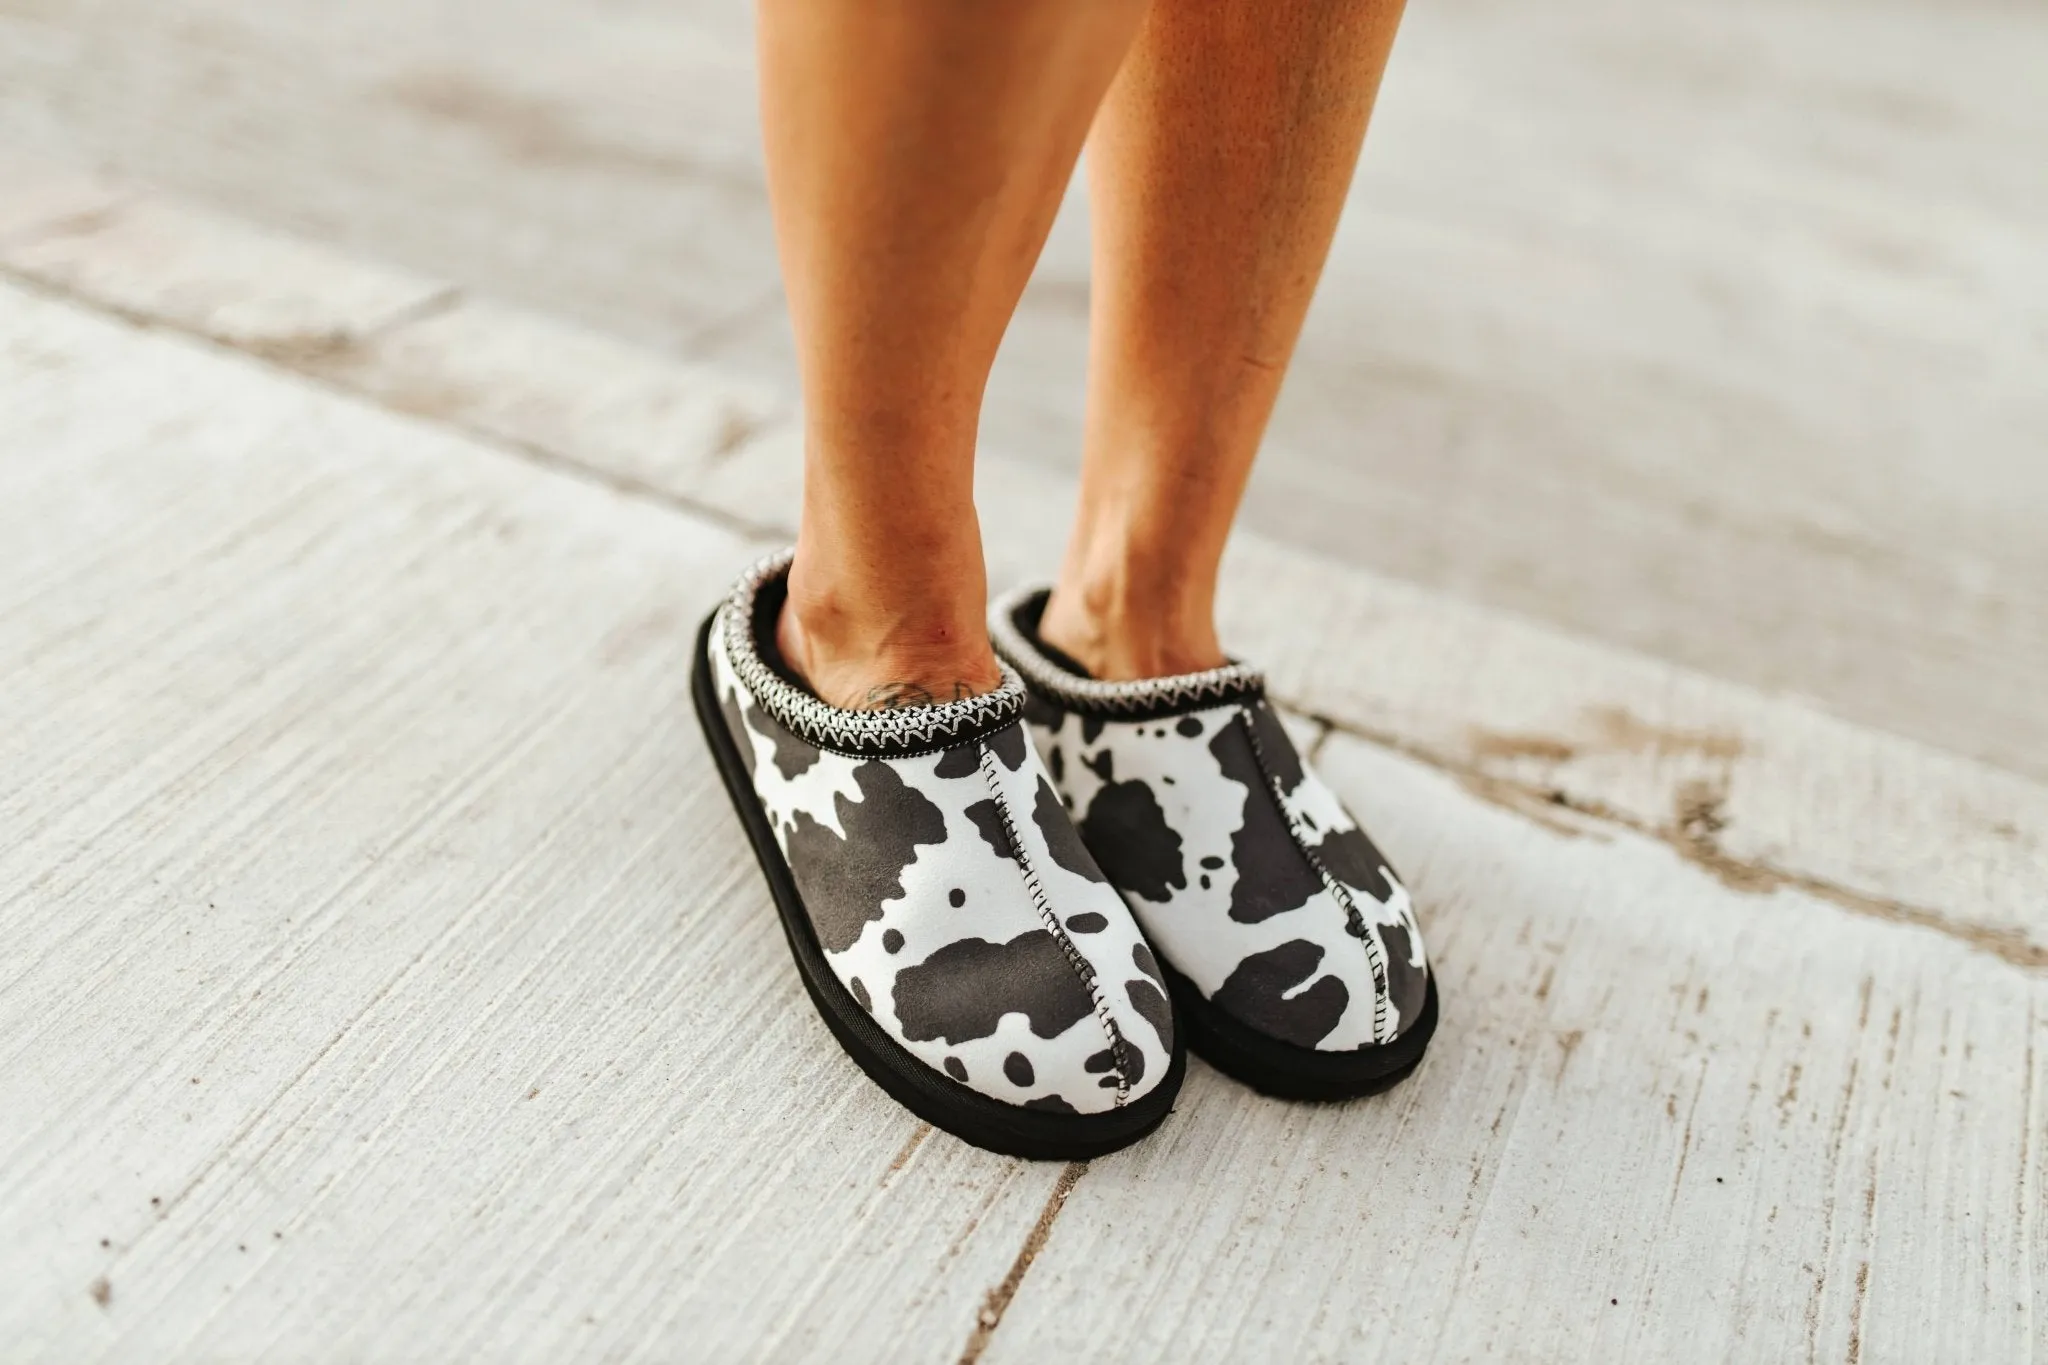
[2,170,2042,1362]
[3,0,2046,778]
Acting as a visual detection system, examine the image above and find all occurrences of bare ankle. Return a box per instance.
[1038,576,1226,682]
[778,554,1003,711]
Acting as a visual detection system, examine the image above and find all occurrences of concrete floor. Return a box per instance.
[2,0,2045,778]
[3,172,2043,1361]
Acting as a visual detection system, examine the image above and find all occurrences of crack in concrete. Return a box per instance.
[234,285,465,368]
[14,255,2039,976]
[1304,707,2047,974]
[958,1161,1086,1365]
[0,195,136,253]
[0,261,792,546]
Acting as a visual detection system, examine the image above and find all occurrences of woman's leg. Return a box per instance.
[1039,0,1409,679]
[759,0,1145,709]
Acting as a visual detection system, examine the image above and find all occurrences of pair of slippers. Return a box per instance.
[692,551,1436,1160]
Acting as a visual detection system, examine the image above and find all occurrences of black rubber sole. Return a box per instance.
[1164,960,1438,1102]
[691,612,1185,1161]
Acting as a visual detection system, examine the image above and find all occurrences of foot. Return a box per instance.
[1036,579,1227,682]
[778,550,1005,710]
[993,583,1436,1101]
[696,551,1185,1158]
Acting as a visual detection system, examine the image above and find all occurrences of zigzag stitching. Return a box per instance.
[987,587,1266,717]
[722,550,1026,756]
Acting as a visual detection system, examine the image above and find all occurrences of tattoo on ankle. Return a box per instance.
[862,680,976,710]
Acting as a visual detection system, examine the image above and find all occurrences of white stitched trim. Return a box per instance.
[1239,705,1396,1047]
[722,549,1027,756]
[988,584,1264,717]
[978,743,1132,1108]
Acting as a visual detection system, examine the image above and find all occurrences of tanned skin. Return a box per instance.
[757,0,1409,708]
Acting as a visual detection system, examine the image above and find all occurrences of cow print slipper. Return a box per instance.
[692,552,1185,1160]
[991,586,1437,1101]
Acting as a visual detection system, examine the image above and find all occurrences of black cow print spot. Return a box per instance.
[1099,1075,1120,1089]
[882,929,904,954]
[1209,719,1322,923]
[1212,940,1350,1047]
[1078,781,1185,904]
[1247,702,1305,794]
[1082,748,1114,783]
[965,799,1019,865]
[1133,942,1164,986]
[850,976,872,1011]
[1177,716,1205,737]
[1049,747,1064,782]
[784,761,947,952]
[1126,978,1173,1053]
[893,931,1096,1045]
[1313,826,1396,903]
[1066,912,1108,934]
[944,1057,968,1083]
[751,699,823,780]
[933,743,981,780]
[718,684,757,781]
[1004,1052,1035,1087]
[1025,1094,1077,1113]
[1376,920,1429,1024]
[1034,779,1108,883]
[987,723,1028,771]
[948,888,965,908]
[1084,1048,1117,1073]
[1201,855,1225,870]
[1081,716,1106,744]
